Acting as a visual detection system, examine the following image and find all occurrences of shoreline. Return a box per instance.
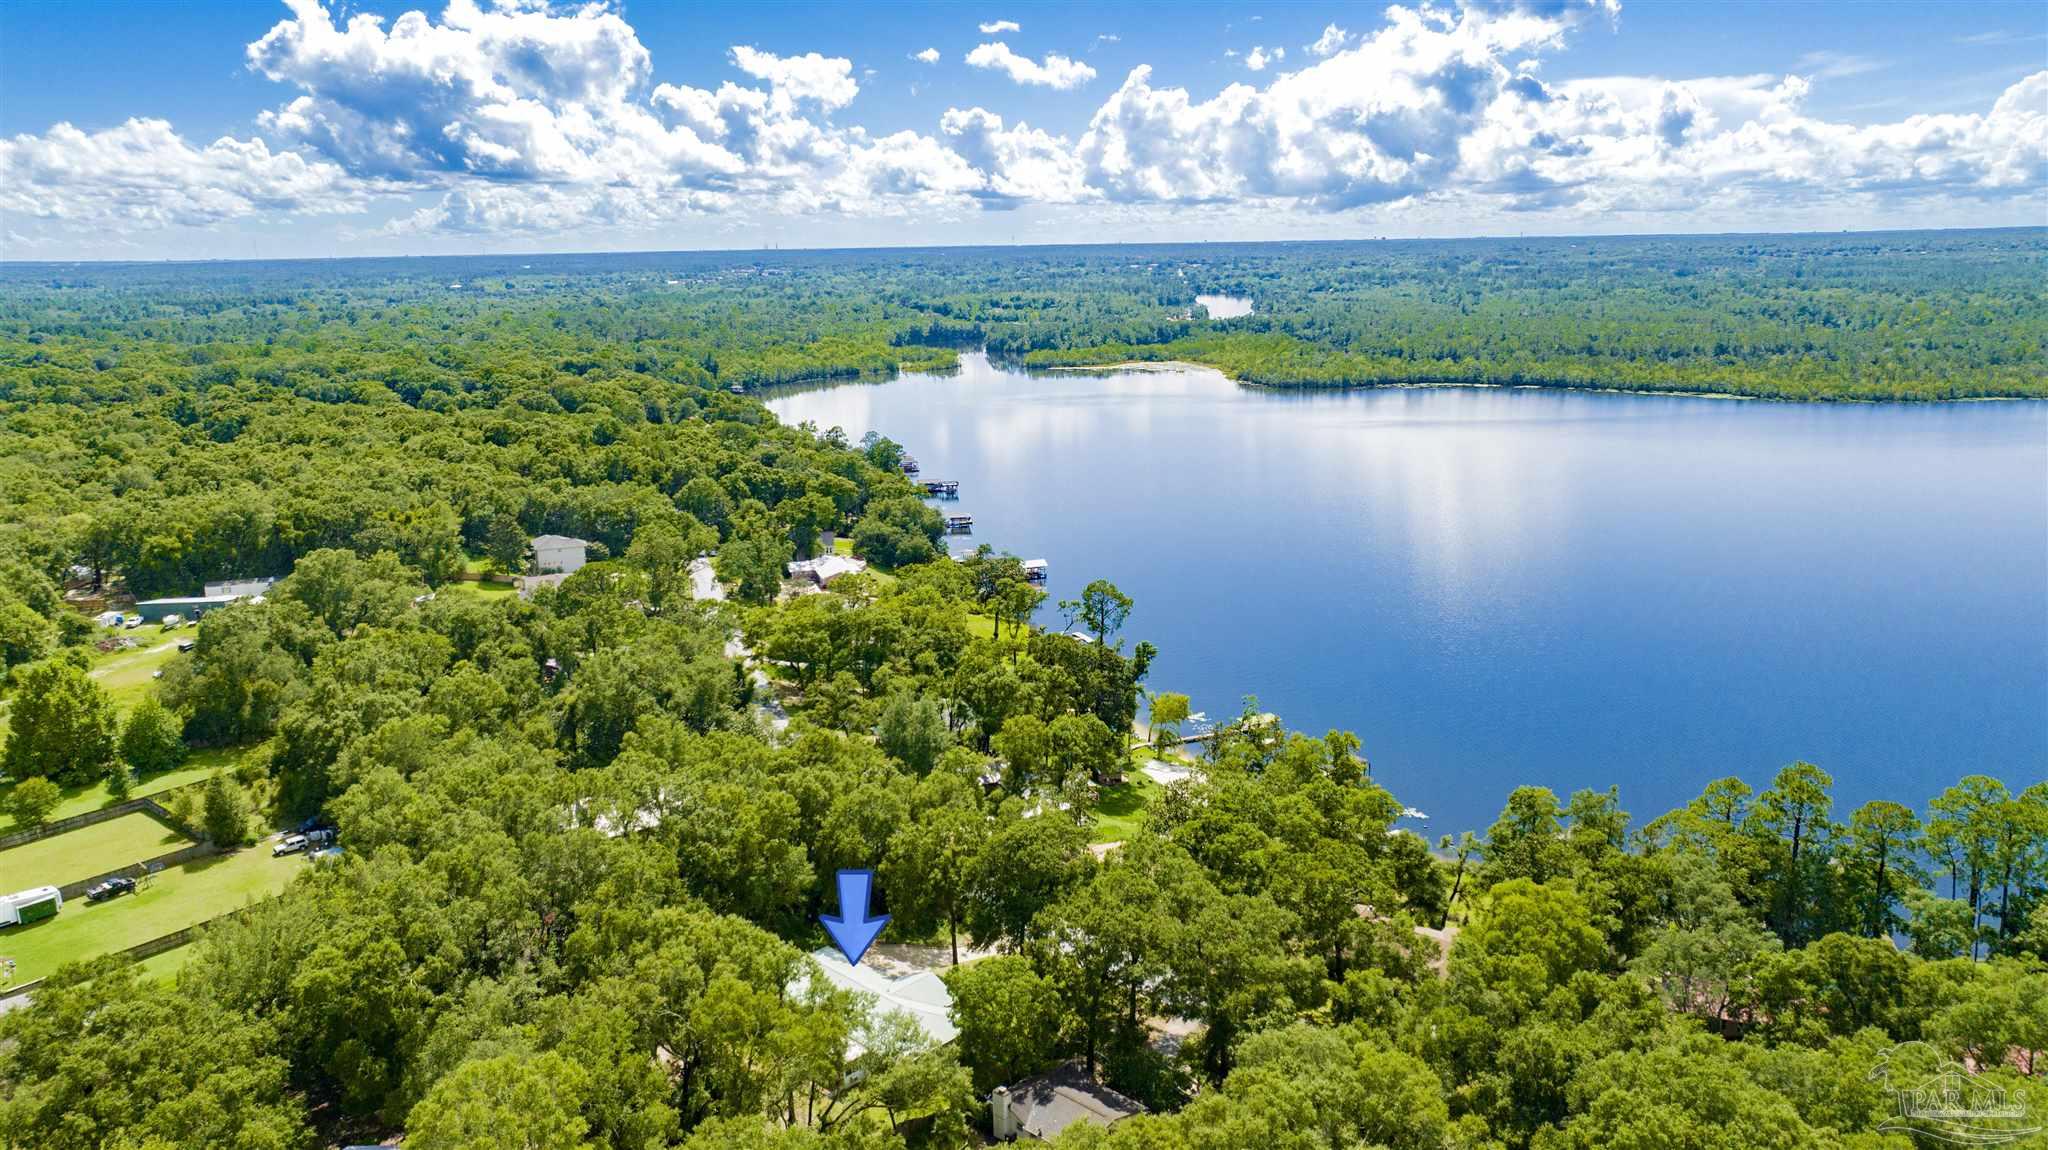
[1039,358,2045,405]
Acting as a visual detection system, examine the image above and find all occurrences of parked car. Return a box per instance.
[85,876,136,902]
[272,833,309,857]
[176,639,195,652]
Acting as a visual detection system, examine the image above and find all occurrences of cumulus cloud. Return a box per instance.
[1308,24,1351,57]
[966,42,1097,89]
[979,19,1020,34]
[2,0,2041,244]
[1244,45,1284,71]
[913,47,940,64]
[0,117,371,231]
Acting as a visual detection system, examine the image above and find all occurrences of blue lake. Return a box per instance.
[769,354,2048,834]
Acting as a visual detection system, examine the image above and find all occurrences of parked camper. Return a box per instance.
[0,886,62,926]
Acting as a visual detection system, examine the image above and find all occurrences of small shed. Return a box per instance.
[530,534,590,575]
[992,1059,1146,1141]
[0,886,63,927]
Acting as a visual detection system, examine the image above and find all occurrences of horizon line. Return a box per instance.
[3,224,2042,270]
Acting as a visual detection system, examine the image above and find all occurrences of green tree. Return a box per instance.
[3,655,118,787]
[877,690,951,775]
[1060,579,1133,646]
[883,775,989,963]
[1148,692,1190,753]
[482,510,528,576]
[0,595,54,670]
[1842,799,1922,938]
[1483,786,1573,886]
[120,693,188,777]
[944,955,1065,1092]
[275,548,422,637]
[201,773,252,847]
[406,1051,591,1150]
[6,775,62,828]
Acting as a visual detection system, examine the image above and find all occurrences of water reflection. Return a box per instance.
[1196,293,1254,319]
[768,356,2048,832]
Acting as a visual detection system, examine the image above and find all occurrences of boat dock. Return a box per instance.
[921,479,959,497]
[1022,558,1048,583]
[901,455,920,474]
[945,514,973,533]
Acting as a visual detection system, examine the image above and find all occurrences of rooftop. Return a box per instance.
[798,948,957,1054]
[1003,1059,1146,1140]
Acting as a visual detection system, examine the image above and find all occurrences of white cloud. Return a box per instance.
[1097,33,1120,44]
[729,45,859,110]
[2,0,2042,247]
[0,117,371,232]
[1244,45,1284,71]
[1308,24,1350,57]
[965,42,1096,90]
[913,47,941,64]
[979,19,1020,34]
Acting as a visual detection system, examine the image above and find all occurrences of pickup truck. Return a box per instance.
[85,876,136,902]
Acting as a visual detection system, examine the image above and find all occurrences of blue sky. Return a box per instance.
[1,0,2042,259]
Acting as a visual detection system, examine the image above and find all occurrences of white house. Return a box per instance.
[530,534,589,575]
[787,554,868,587]
[794,948,957,1057]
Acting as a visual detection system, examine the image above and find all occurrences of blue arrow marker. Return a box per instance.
[820,869,890,966]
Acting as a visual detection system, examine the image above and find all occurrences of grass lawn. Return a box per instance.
[962,612,997,640]
[832,536,855,556]
[0,744,259,835]
[437,578,518,603]
[89,636,183,712]
[130,942,201,985]
[0,811,191,890]
[1089,770,1161,844]
[0,846,302,985]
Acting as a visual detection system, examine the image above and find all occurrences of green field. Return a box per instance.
[438,578,518,603]
[0,846,302,985]
[0,742,267,834]
[89,636,184,711]
[0,811,189,890]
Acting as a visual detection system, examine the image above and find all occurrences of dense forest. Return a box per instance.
[0,244,2043,1149]
[4,228,2044,405]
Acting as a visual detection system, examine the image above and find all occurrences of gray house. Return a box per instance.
[992,1060,1146,1141]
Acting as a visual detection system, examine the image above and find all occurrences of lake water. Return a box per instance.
[1196,294,1254,319]
[769,354,2048,834]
